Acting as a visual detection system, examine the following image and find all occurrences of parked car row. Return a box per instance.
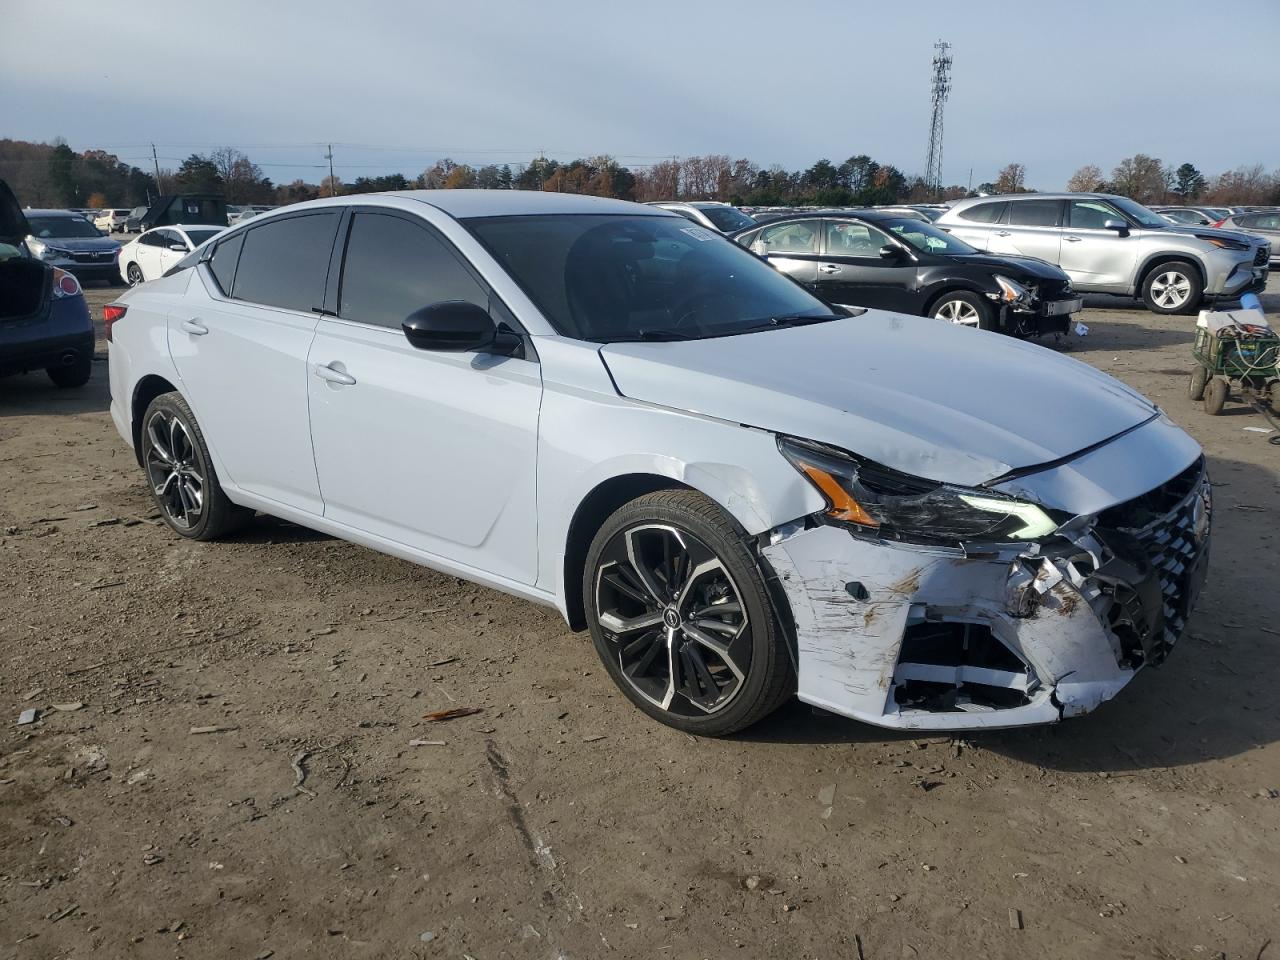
[104,189,1211,735]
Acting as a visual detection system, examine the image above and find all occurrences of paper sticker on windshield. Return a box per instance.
[680,226,717,242]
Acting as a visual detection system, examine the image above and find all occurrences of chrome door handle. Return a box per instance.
[314,362,356,386]
[1064,236,1082,242]
[994,231,1011,237]
[179,318,208,336]
[818,264,841,274]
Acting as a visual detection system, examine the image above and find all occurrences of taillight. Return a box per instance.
[103,303,127,342]
[1212,218,1227,228]
[51,267,81,299]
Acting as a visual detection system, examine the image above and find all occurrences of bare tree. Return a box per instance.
[994,163,1027,194]
[1066,164,1106,192]
[1110,155,1168,204]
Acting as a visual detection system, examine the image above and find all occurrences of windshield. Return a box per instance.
[466,214,838,342]
[27,216,104,239]
[1108,197,1170,228]
[882,218,979,255]
[698,205,756,233]
[183,229,220,247]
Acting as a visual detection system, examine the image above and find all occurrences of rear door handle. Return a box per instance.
[179,318,208,336]
[314,362,356,386]
[1064,235,1082,242]
[818,263,841,274]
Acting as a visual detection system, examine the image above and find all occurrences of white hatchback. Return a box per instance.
[107,191,1211,735]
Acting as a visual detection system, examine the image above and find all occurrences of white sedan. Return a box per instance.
[118,224,224,285]
[105,191,1209,736]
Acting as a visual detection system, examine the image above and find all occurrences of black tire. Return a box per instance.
[126,262,144,286]
[47,355,92,388]
[109,270,126,287]
[1203,377,1229,416]
[1188,365,1208,401]
[930,290,995,331]
[583,489,793,736]
[139,392,252,540]
[1142,260,1203,316]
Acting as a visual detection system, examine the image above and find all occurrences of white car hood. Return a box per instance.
[599,312,1158,487]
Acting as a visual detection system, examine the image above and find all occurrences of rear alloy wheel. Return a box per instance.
[584,490,792,736]
[932,291,994,330]
[140,392,252,540]
[1143,261,1202,315]
[126,262,144,286]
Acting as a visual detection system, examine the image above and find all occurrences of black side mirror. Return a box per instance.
[1102,219,1129,234]
[403,301,497,352]
[879,244,903,260]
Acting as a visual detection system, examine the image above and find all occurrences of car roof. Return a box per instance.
[151,223,226,232]
[26,209,85,217]
[951,192,1131,206]
[400,189,663,218]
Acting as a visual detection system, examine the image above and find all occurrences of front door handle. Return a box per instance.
[314,362,356,386]
[994,231,1011,238]
[179,318,208,336]
[1064,235,1083,242]
[818,263,841,275]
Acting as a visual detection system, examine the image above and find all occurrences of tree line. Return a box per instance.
[3,138,1277,210]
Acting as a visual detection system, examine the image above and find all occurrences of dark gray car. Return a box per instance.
[1215,212,1280,265]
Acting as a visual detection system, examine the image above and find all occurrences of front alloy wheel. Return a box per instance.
[126,262,144,286]
[1143,260,1203,315]
[584,490,793,735]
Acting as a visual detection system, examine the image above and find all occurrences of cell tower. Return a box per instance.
[924,40,952,197]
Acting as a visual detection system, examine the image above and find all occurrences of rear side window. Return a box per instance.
[958,201,1006,223]
[759,220,818,254]
[209,232,244,294]
[1007,199,1063,227]
[232,213,339,311]
[338,213,487,329]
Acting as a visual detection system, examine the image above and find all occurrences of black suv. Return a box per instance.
[733,210,1082,337]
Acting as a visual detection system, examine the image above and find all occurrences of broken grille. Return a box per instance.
[1101,458,1209,659]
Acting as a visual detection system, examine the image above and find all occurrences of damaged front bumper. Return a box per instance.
[762,459,1211,731]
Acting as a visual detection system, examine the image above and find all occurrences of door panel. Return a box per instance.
[168,284,325,512]
[814,219,917,310]
[988,199,1063,264]
[1060,199,1140,289]
[307,321,542,582]
[754,220,822,286]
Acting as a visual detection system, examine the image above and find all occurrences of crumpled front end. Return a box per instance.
[762,458,1211,730]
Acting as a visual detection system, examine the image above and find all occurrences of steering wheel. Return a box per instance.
[671,289,725,329]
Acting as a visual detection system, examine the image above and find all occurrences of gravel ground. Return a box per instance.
[1,279,1278,960]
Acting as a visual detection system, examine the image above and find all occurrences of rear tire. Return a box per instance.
[1203,377,1229,416]
[140,392,252,541]
[47,355,92,388]
[931,291,995,331]
[1142,261,1203,315]
[583,489,793,736]
[1188,365,1208,401]
[126,262,144,286]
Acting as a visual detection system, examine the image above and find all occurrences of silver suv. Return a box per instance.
[937,193,1270,315]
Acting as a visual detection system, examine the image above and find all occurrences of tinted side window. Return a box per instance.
[1068,200,1122,229]
[232,213,339,311]
[959,201,1006,223]
[824,220,891,257]
[1008,200,1063,227]
[209,232,244,295]
[140,230,164,247]
[339,213,487,329]
[760,220,818,254]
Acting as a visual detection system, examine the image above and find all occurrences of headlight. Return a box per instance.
[33,243,71,261]
[778,436,1059,547]
[1197,234,1249,251]
[993,275,1031,305]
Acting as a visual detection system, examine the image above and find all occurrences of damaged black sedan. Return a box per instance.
[733,210,1083,337]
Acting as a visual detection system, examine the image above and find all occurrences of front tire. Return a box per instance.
[583,490,793,736]
[1188,365,1208,401]
[126,262,144,286]
[1143,261,1203,315]
[931,291,994,330]
[140,392,252,540]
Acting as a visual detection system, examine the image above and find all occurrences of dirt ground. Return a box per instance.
[2,279,1278,960]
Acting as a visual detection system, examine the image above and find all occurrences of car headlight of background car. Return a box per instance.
[778,436,1058,547]
[29,241,72,261]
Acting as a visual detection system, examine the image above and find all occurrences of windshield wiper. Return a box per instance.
[738,313,843,333]
[601,328,693,343]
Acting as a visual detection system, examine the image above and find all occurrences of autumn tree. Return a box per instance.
[1110,154,1168,204]
[1066,164,1106,193]
[1203,165,1274,205]
[444,165,478,189]
[994,163,1027,194]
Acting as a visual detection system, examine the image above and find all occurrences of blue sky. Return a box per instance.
[5,0,1277,189]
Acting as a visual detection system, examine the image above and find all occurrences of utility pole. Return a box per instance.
[923,40,952,199]
[151,143,162,191]
[325,144,336,195]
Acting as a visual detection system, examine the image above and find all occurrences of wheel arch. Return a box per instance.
[1135,252,1206,298]
[130,374,180,466]
[922,281,992,317]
